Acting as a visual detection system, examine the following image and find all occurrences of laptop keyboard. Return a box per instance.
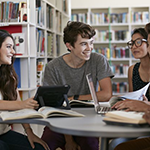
[97,106,115,115]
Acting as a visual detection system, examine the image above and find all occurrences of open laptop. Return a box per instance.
[86,73,113,115]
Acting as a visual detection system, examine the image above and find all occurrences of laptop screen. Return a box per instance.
[86,73,100,112]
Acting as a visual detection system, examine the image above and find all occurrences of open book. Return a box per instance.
[106,82,150,107]
[103,110,148,126]
[69,82,150,108]
[0,106,84,121]
[117,82,150,100]
[69,100,94,107]
[69,100,111,108]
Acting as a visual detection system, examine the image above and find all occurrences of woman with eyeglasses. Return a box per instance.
[145,22,150,55]
[114,29,150,149]
[109,27,150,150]
[111,27,150,111]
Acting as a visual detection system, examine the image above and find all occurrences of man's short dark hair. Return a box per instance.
[63,21,96,50]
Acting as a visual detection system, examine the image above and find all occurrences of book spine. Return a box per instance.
[13,58,21,88]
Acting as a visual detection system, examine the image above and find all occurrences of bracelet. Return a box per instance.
[73,95,79,100]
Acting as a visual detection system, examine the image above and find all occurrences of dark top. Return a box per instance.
[132,62,150,101]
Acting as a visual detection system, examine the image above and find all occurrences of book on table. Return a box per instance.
[103,110,149,127]
[69,99,111,108]
[0,106,84,121]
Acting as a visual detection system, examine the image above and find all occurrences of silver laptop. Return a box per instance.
[86,73,113,115]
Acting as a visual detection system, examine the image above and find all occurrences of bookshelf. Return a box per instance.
[71,6,150,94]
[0,0,70,99]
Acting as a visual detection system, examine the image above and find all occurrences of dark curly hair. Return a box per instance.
[63,21,96,51]
[145,22,150,34]
[0,29,18,100]
[132,28,148,40]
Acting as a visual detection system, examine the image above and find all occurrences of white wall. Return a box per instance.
[71,0,150,8]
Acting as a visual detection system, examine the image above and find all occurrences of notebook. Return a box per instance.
[86,73,113,115]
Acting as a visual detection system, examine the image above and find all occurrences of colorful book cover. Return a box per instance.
[12,33,25,55]
[13,58,21,88]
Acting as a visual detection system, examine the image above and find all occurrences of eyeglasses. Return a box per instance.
[127,38,147,49]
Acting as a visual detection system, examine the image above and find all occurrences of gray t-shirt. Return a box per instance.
[43,52,114,97]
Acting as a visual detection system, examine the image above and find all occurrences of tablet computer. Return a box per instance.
[34,84,71,109]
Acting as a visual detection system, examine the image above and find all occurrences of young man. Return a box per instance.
[41,21,114,150]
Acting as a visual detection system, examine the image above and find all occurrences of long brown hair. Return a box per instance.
[0,30,18,100]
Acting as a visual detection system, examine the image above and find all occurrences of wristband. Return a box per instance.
[74,95,79,100]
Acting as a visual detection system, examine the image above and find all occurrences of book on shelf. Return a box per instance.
[56,11,61,33]
[19,2,27,22]
[41,36,45,56]
[46,5,54,29]
[36,0,41,7]
[37,61,44,87]
[111,46,130,58]
[90,12,109,24]
[12,33,25,55]
[47,33,53,56]
[13,58,21,88]
[36,1,44,26]
[111,64,129,76]
[93,47,111,59]
[71,13,87,23]
[131,11,149,23]
[0,106,84,121]
[63,0,67,13]
[36,29,45,56]
[110,12,128,23]
[112,82,128,93]
[103,110,148,126]
[0,1,19,22]
[56,35,60,56]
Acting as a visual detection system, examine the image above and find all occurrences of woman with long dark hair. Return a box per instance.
[0,29,49,150]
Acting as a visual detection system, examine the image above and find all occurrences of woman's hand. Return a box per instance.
[65,140,81,150]
[64,135,81,150]
[25,127,50,150]
[21,98,39,109]
[143,111,150,124]
[112,99,150,112]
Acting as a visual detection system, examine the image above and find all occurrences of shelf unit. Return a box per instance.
[71,6,150,94]
[0,0,70,137]
[0,0,71,99]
